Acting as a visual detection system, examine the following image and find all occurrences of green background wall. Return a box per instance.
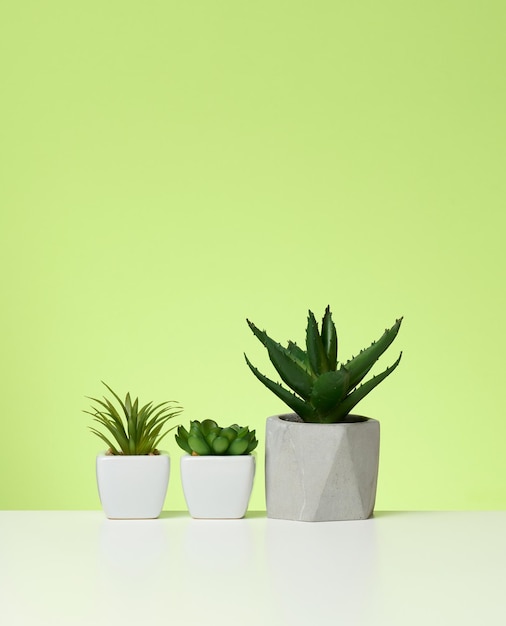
[1,1,505,511]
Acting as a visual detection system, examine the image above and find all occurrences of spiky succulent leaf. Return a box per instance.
[321,306,338,370]
[331,352,403,421]
[244,354,315,421]
[309,368,350,415]
[306,310,330,376]
[286,341,312,373]
[247,320,314,400]
[265,343,314,400]
[344,318,403,390]
[246,308,403,423]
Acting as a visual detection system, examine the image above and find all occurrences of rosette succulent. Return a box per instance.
[245,306,402,424]
[85,382,182,455]
[175,419,258,456]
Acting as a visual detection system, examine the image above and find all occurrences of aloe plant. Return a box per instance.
[176,419,258,456]
[245,306,402,424]
[85,382,182,455]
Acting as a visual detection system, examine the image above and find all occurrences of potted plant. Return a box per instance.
[85,382,182,519]
[175,419,258,519]
[245,306,402,522]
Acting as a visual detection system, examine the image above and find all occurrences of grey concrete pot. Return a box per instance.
[265,414,380,522]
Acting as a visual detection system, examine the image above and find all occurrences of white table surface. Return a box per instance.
[1,511,505,626]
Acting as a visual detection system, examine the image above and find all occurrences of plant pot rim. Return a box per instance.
[269,413,378,425]
[181,453,256,460]
[96,450,169,458]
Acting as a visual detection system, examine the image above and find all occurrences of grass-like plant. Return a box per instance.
[245,306,403,424]
[85,382,183,455]
[175,419,258,456]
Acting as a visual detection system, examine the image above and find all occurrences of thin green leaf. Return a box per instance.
[125,393,132,418]
[101,382,129,419]
[85,398,128,441]
[89,428,120,454]
[90,415,130,451]
[85,383,183,455]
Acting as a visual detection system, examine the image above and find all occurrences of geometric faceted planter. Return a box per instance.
[96,453,170,519]
[265,414,380,522]
[180,454,255,519]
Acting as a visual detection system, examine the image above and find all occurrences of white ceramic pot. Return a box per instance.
[265,414,380,522]
[96,452,170,519]
[180,454,255,519]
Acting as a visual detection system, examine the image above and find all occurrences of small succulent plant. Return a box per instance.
[175,419,258,456]
[245,306,403,424]
[85,382,182,455]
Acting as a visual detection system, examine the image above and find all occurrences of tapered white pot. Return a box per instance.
[180,455,255,519]
[96,452,170,519]
[265,414,380,522]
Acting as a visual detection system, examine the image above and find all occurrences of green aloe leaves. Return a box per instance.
[85,382,182,455]
[176,419,258,456]
[245,306,403,423]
